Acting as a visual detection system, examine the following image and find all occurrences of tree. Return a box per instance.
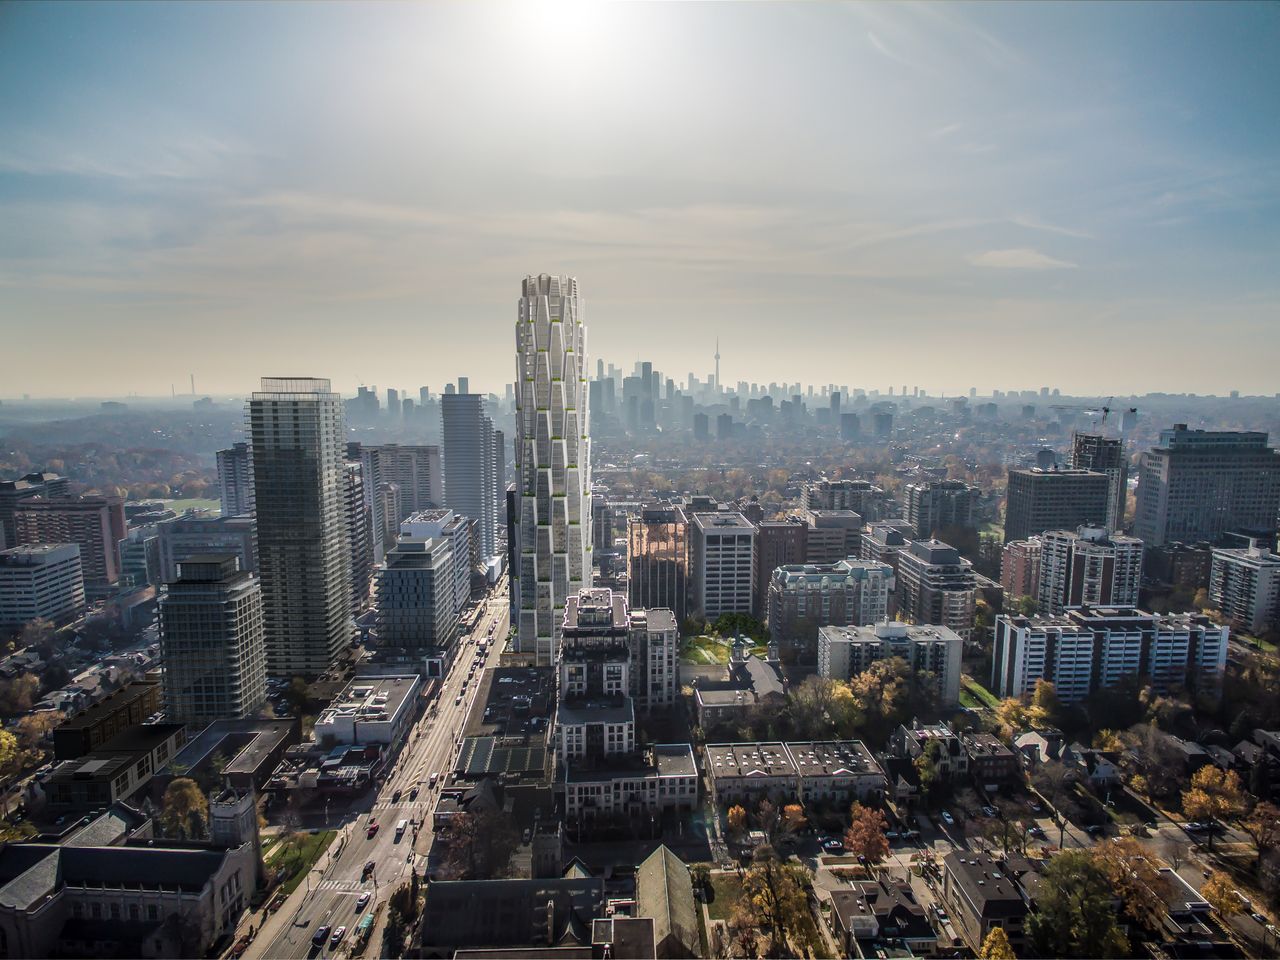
[914,739,944,803]
[727,899,758,959]
[848,657,911,740]
[1015,596,1039,617]
[0,730,18,778]
[0,674,40,716]
[741,856,808,955]
[843,802,889,865]
[1090,837,1171,928]
[15,712,58,754]
[994,698,1031,739]
[1242,801,1280,871]
[780,803,806,836]
[980,926,1017,960]
[1200,870,1240,919]
[1129,773,1150,800]
[1182,766,1244,849]
[1027,850,1128,958]
[161,778,209,840]
[282,677,309,715]
[755,798,779,842]
[727,804,748,839]
[1029,679,1061,727]
[438,807,518,879]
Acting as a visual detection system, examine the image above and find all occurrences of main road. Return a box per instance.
[248,585,510,959]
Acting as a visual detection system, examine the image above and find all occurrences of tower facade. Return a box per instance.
[248,377,352,677]
[515,274,591,664]
[442,394,497,559]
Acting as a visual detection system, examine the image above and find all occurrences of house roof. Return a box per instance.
[636,846,697,954]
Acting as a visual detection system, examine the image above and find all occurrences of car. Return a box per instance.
[934,906,949,922]
[356,892,371,911]
[820,837,845,852]
[1029,826,1046,839]
[940,811,955,826]
[1085,824,1106,836]
[311,926,331,948]
[1183,821,1208,833]
[409,786,419,801]
[885,830,900,840]
[391,789,401,803]
[1251,912,1267,925]
[454,695,462,705]
[362,860,376,878]
[1028,801,1043,813]
[429,772,440,787]
[981,805,998,818]
[367,821,380,838]
[330,926,347,947]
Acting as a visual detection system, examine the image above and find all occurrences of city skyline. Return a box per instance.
[2,2,1278,397]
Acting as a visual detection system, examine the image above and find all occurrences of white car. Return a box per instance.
[940,811,955,826]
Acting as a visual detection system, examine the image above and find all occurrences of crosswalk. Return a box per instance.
[316,878,371,894]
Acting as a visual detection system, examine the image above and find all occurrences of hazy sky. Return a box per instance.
[2,1,1278,398]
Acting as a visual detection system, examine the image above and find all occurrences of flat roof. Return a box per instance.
[706,742,796,779]
[315,674,418,727]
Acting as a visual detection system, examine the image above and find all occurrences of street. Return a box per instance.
[246,588,509,960]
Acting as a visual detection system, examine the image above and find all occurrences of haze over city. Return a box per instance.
[3,1,1279,397]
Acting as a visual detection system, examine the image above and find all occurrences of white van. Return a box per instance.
[395,819,408,840]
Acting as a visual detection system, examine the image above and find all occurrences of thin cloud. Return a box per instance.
[968,248,1078,270]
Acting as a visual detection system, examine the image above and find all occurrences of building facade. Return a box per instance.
[442,393,498,561]
[626,504,689,625]
[817,621,963,705]
[753,518,808,620]
[514,274,592,665]
[993,607,1229,704]
[690,512,756,621]
[248,377,352,678]
[0,542,85,628]
[0,471,69,550]
[159,555,267,724]
[1069,432,1127,531]
[896,539,976,640]
[1003,468,1111,543]
[1036,526,1143,615]
[15,495,125,591]
[1210,542,1280,635]
[904,480,977,539]
[376,536,459,657]
[767,559,894,662]
[156,515,256,585]
[1000,537,1042,600]
[1135,425,1280,547]
[215,443,255,518]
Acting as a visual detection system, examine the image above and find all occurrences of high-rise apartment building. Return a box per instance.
[691,512,755,621]
[0,543,85,628]
[442,394,498,560]
[904,479,978,539]
[1209,541,1280,635]
[753,518,808,620]
[248,377,352,678]
[803,478,891,520]
[1135,425,1280,547]
[216,443,255,517]
[817,621,962,704]
[896,539,976,639]
[802,509,864,565]
[344,462,374,612]
[767,560,894,662]
[993,607,1228,704]
[14,495,125,591]
[400,509,471,619]
[627,504,690,624]
[376,536,459,665]
[355,444,444,524]
[159,555,267,724]
[1003,468,1111,543]
[1000,537,1042,599]
[1036,526,1143,615]
[1069,433,1127,531]
[0,472,69,549]
[514,274,591,664]
[157,515,256,585]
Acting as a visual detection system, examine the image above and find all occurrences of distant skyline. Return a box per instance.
[2,2,1278,397]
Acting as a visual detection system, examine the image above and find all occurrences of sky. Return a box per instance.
[1,1,1278,398]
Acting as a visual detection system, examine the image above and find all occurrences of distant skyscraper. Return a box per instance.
[344,461,374,611]
[1069,433,1127,531]
[515,274,591,664]
[216,443,255,517]
[159,554,266,724]
[249,377,352,677]
[1135,425,1280,546]
[441,393,497,558]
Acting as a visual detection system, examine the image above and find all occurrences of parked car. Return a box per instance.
[311,926,331,948]
[885,830,900,841]
[981,805,998,818]
[367,821,379,838]
[1251,912,1267,925]
[1029,801,1043,813]
[820,837,845,852]
[1085,824,1106,836]
[330,926,347,947]
[940,810,955,826]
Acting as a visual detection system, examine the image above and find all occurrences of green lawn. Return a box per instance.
[265,830,336,896]
[161,497,221,514]
[961,675,1000,710]
[681,634,768,665]
[706,873,746,921]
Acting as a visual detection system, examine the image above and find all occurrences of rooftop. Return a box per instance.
[315,675,418,727]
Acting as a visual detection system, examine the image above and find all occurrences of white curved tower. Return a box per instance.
[515,274,591,664]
